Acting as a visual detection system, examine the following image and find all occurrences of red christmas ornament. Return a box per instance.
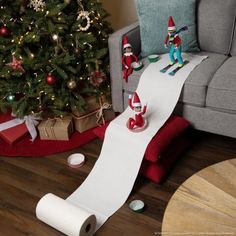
[46,74,56,85]
[89,70,107,87]
[0,25,10,37]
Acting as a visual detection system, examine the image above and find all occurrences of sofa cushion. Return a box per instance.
[135,0,199,56]
[123,52,227,107]
[230,24,236,56]
[197,0,236,54]
[180,52,227,106]
[206,57,236,112]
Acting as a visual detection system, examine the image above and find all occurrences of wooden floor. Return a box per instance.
[0,130,236,236]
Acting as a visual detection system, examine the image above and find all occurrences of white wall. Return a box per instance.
[101,0,138,30]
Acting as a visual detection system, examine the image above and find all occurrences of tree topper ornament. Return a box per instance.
[127,92,147,132]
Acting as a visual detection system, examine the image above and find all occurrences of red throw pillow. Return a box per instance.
[93,116,190,163]
[144,116,190,162]
[93,122,109,140]
[139,135,190,183]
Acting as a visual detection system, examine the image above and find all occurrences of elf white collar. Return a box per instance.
[124,52,133,56]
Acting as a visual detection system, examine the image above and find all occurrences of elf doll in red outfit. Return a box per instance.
[164,16,188,68]
[127,92,147,131]
[122,36,138,82]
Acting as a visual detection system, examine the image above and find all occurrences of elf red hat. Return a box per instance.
[132,92,141,107]
[123,36,132,49]
[168,16,176,31]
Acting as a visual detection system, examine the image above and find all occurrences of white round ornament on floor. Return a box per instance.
[68,153,85,168]
[129,200,145,213]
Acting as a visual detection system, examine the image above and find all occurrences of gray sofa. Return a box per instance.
[108,0,236,138]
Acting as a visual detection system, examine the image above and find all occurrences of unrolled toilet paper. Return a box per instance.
[36,53,207,235]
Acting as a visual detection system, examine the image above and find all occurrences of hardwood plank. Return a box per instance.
[162,159,236,235]
[0,130,235,235]
[0,181,62,236]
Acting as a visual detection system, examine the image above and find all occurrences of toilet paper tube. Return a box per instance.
[36,193,96,236]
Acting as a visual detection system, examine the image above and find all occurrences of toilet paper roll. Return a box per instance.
[36,193,96,236]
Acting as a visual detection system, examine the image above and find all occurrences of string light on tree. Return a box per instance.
[7,94,15,102]
[52,34,58,41]
[75,47,80,54]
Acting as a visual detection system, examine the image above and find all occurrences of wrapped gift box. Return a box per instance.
[73,96,115,133]
[0,113,29,145]
[0,122,28,145]
[38,117,74,141]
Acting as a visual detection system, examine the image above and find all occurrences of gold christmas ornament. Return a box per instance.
[67,79,77,90]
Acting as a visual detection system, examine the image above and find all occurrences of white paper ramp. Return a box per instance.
[36,53,207,235]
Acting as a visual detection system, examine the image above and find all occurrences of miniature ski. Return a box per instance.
[168,60,189,76]
[160,60,177,73]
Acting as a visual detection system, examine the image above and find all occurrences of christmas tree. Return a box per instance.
[0,0,112,118]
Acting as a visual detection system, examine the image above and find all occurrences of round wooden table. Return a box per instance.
[162,159,236,236]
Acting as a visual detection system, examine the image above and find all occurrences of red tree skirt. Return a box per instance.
[0,130,96,157]
[0,113,96,157]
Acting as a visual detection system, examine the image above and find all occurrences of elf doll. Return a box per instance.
[127,92,147,131]
[164,16,188,68]
[122,36,138,82]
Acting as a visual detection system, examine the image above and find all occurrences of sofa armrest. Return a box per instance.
[108,22,141,112]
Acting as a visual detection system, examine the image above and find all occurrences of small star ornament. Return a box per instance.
[6,56,25,73]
